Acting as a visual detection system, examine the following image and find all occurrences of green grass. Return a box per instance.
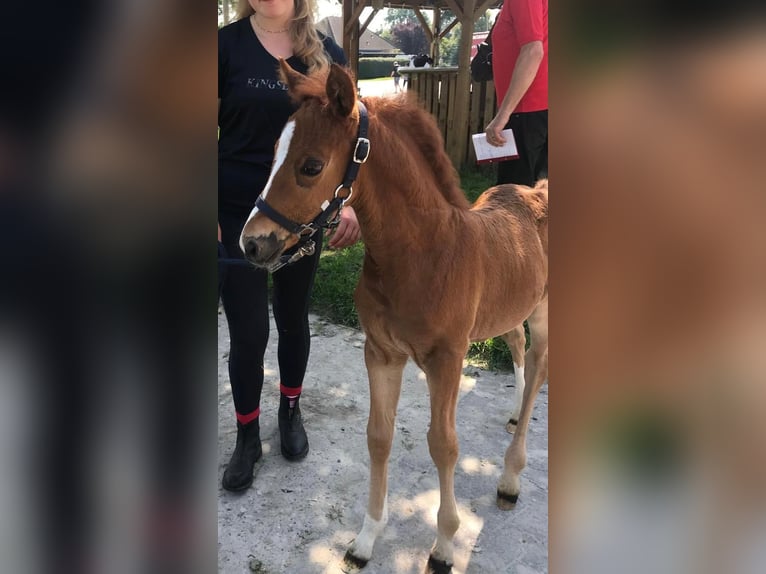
[460,166,497,202]
[309,167,519,371]
[311,239,365,328]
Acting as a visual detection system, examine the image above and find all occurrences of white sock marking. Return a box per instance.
[349,498,388,562]
[512,363,525,420]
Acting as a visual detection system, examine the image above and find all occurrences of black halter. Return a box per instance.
[253,101,370,271]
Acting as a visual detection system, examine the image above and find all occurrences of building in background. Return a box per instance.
[317,16,399,57]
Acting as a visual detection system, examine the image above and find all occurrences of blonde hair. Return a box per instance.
[236,0,332,73]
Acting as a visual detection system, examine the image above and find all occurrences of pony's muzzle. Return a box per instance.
[241,233,285,267]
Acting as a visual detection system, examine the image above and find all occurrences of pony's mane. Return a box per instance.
[284,65,467,209]
[363,96,467,209]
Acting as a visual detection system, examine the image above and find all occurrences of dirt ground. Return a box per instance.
[218,311,548,574]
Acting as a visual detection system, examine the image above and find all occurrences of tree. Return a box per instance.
[439,31,460,66]
[388,22,429,56]
[383,8,419,28]
[475,10,494,32]
[436,10,497,66]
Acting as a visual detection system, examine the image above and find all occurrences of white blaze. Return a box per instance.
[239,120,296,253]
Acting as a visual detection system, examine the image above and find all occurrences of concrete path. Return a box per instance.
[218,311,548,574]
[357,78,401,98]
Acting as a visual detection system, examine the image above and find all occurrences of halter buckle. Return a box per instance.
[325,206,343,229]
[293,240,316,260]
[353,137,370,164]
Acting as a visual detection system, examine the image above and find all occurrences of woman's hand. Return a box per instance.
[218,222,222,242]
[485,111,510,147]
[327,206,361,249]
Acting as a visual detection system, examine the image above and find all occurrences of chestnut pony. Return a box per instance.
[240,61,548,573]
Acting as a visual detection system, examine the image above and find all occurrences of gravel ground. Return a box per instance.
[218,311,548,574]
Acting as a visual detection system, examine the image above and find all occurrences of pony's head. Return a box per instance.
[239,60,362,269]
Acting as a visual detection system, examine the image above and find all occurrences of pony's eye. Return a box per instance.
[300,159,324,177]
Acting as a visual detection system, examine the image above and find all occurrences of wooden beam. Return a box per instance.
[431,9,440,64]
[413,8,434,43]
[442,0,463,20]
[344,0,367,36]
[437,18,459,40]
[452,0,476,167]
[342,0,360,77]
[359,7,379,36]
[476,0,497,19]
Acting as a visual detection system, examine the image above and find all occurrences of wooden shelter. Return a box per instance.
[342,0,501,167]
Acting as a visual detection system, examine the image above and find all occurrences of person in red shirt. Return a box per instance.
[485,0,548,187]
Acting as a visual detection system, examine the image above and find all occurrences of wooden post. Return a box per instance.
[449,0,475,166]
[431,9,441,65]
[342,0,361,78]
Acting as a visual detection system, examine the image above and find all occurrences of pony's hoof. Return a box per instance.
[497,489,518,510]
[505,418,518,433]
[426,555,453,574]
[341,551,368,573]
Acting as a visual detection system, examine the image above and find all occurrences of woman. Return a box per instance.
[218,0,361,492]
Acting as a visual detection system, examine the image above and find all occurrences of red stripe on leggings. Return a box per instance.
[280,384,302,397]
[236,407,260,425]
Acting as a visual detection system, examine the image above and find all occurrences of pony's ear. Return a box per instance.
[278,59,307,95]
[325,64,356,118]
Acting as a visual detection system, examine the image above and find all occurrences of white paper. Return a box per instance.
[472,129,518,163]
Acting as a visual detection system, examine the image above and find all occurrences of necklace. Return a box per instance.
[251,15,289,34]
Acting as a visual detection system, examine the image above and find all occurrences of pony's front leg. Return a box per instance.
[422,348,464,574]
[343,341,406,571]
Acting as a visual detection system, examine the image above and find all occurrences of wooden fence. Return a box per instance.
[400,67,497,169]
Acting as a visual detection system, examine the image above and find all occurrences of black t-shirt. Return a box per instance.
[218,18,346,211]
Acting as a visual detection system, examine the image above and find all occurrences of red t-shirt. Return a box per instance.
[492,0,548,113]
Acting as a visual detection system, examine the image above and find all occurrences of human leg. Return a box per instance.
[271,240,322,460]
[219,211,270,490]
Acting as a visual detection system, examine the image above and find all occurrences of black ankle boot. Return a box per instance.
[222,419,262,492]
[278,395,309,461]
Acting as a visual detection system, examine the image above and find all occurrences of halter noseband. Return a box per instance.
[253,101,369,272]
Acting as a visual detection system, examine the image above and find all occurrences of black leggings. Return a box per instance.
[219,209,322,417]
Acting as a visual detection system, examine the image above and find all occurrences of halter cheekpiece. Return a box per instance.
[254,101,369,271]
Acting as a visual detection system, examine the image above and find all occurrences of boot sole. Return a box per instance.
[221,452,262,492]
[222,475,254,492]
[281,443,309,461]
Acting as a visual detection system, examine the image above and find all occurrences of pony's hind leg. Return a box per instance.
[343,340,407,571]
[501,324,527,432]
[497,296,548,510]
[421,346,465,574]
